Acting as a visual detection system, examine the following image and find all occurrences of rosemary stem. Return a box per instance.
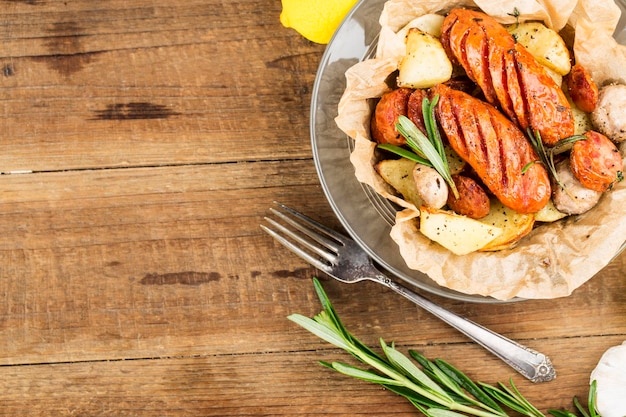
[352,346,505,417]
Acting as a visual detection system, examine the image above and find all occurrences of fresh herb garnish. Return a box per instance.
[523,129,586,191]
[289,277,600,417]
[548,380,599,417]
[508,7,521,26]
[377,95,459,198]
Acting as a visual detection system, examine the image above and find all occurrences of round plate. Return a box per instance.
[310,0,626,303]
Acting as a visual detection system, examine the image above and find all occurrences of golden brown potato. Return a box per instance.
[419,206,502,255]
[478,199,535,252]
[506,21,571,76]
[397,28,453,89]
[375,158,423,207]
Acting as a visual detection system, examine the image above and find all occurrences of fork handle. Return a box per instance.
[375,275,555,383]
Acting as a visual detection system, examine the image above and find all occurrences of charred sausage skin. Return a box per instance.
[566,64,599,113]
[447,174,490,219]
[570,130,623,192]
[370,87,413,145]
[434,84,551,214]
[440,9,575,146]
[371,88,428,146]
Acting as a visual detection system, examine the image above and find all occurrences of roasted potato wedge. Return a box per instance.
[401,13,446,38]
[375,158,423,207]
[534,199,568,222]
[572,103,593,135]
[398,28,453,89]
[506,21,571,76]
[478,199,535,251]
[419,206,502,255]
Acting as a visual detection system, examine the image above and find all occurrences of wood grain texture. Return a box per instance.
[0,0,320,172]
[0,0,625,415]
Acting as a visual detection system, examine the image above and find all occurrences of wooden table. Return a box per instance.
[1,1,624,415]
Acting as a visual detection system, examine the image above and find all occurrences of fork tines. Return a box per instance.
[260,202,343,272]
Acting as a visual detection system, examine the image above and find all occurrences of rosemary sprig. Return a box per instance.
[377,95,459,199]
[548,380,599,417]
[289,278,600,417]
[523,129,586,191]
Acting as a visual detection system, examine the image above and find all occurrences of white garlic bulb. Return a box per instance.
[590,341,626,417]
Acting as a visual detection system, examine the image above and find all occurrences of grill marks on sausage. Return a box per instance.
[511,49,530,132]
[478,26,496,103]
[434,84,551,214]
[441,9,575,145]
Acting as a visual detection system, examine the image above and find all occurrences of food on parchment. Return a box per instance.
[335,0,626,299]
[434,83,551,215]
[440,9,575,146]
[367,9,624,255]
[397,28,452,89]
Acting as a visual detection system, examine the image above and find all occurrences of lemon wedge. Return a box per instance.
[279,0,358,44]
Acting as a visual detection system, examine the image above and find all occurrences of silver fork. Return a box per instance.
[261,202,556,383]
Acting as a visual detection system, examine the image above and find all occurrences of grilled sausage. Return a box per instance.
[446,174,490,219]
[433,83,551,214]
[570,130,623,192]
[370,87,412,145]
[440,9,575,146]
[406,89,428,134]
[566,64,599,113]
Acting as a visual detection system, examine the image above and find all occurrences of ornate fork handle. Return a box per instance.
[373,272,556,383]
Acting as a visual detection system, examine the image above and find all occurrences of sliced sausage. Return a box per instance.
[370,87,413,145]
[446,174,490,219]
[433,83,551,214]
[570,130,623,192]
[566,63,599,113]
[440,8,575,145]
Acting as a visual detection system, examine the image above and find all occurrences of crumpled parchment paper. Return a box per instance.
[335,0,626,300]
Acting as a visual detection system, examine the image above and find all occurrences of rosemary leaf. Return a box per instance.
[330,361,404,385]
[436,359,505,415]
[290,278,601,417]
[428,409,470,417]
[423,95,445,157]
[377,143,432,166]
[396,114,459,199]
[287,313,354,352]
[382,339,451,398]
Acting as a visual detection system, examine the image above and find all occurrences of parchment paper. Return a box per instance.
[335,0,626,300]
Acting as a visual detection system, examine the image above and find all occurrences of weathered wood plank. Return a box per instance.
[0,0,324,172]
[0,336,623,416]
[0,160,624,368]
